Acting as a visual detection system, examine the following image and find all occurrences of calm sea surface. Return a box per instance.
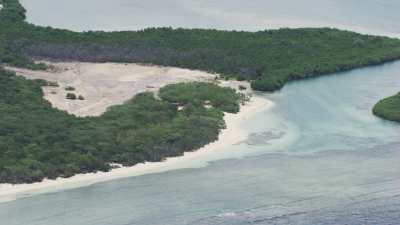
[20,0,400,37]
[3,1,400,224]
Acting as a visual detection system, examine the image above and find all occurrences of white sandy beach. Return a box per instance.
[0,62,273,202]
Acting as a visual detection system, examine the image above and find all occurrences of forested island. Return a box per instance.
[373,93,400,123]
[1,0,400,183]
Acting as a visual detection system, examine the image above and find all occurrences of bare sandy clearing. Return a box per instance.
[8,62,217,117]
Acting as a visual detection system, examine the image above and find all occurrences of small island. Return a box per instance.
[373,93,400,123]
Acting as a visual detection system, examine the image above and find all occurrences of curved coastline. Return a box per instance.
[373,93,400,123]
[2,1,400,224]
[1,0,400,202]
[0,95,273,202]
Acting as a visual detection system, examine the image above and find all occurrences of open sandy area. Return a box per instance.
[8,62,217,117]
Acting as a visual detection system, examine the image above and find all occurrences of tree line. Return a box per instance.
[1,0,400,91]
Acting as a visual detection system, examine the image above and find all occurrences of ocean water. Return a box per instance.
[2,1,400,224]
[20,0,400,37]
[4,58,400,225]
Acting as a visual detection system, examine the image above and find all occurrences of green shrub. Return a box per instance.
[66,93,76,100]
[159,82,241,113]
[238,85,247,90]
[47,81,59,87]
[65,86,75,91]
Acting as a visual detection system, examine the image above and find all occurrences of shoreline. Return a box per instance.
[0,95,273,203]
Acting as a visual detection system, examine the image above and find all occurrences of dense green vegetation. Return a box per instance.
[373,93,400,123]
[159,82,245,113]
[0,0,25,23]
[2,0,400,91]
[0,0,241,184]
[1,0,400,183]
[0,68,240,183]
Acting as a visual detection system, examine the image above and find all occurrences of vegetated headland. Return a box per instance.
[373,93,400,123]
[0,0,400,184]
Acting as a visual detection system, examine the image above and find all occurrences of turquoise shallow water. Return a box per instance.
[2,1,400,224]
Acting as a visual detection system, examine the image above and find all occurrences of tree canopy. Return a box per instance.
[0,69,241,183]
[1,0,400,91]
[373,93,400,123]
[1,0,400,183]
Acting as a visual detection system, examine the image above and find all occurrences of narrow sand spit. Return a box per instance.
[0,62,273,202]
